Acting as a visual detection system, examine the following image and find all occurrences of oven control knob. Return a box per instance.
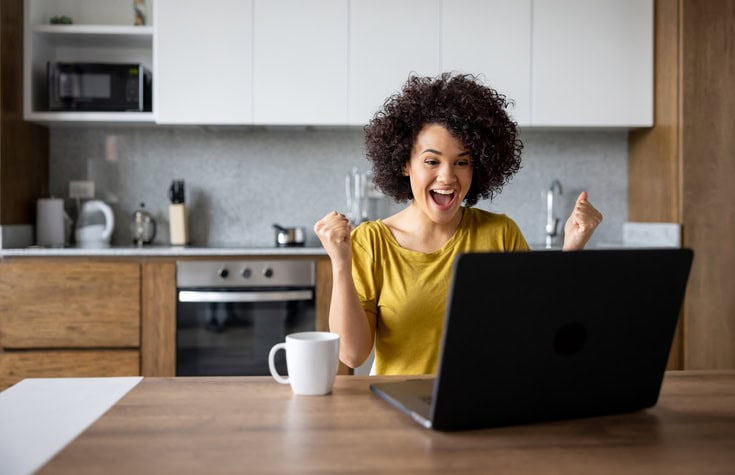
[241,268,251,279]
[218,268,229,279]
[263,267,274,278]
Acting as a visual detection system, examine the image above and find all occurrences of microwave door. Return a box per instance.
[77,72,117,110]
[54,70,112,110]
[51,71,82,110]
[82,73,112,101]
[58,72,82,100]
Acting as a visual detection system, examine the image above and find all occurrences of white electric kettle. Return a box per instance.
[75,200,115,248]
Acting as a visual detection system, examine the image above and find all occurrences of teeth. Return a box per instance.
[431,190,454,195]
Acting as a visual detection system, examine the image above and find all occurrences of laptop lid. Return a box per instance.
[371,248,693,431]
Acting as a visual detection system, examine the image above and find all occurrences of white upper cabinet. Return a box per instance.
[441,0,532,126]
[532,0,653,127]
[154,0,253,125]
[23,0,652,127]
[253,0,348,125]
[348,0,441,125]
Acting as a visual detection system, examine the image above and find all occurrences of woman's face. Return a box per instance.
[404,123,473,225]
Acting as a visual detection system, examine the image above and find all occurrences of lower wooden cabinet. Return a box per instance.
[0,259,142,390]
[0,255,332,388]
[0,350,140,389]
[140,261,176,378]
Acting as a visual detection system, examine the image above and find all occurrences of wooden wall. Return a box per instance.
[629,0,735,369]
[0,0,49,225]
[679,0,735,369]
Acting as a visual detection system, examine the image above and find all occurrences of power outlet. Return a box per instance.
[69,180,95,199]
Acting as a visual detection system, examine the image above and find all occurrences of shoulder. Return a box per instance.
[351,220,384,242]
[350,220,388,253]
[462,207,529,251]
[464,207,521,229]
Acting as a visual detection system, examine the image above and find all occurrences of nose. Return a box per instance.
[436,163,457,184]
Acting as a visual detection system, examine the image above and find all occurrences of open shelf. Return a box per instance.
[26,111,156,124]
[32,24,153,48]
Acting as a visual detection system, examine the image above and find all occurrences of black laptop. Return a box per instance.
[370,248,694,431]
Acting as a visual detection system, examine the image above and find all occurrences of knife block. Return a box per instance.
[169,203,189,245]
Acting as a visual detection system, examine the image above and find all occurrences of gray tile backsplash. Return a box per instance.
[49,126,626,248]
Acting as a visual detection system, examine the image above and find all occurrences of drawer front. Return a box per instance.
[0,350,140,390]
[0,260,141,348]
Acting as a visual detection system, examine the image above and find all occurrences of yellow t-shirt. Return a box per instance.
[351,207,529,375]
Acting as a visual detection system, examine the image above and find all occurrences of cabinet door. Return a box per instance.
[141,261,176,377]
[154,0,253,124]
[348,0,441,125]
[253,0,348,125]
[441,0,531,126]
[0,260,140,348]
[0,350,140,390]
[532,0,653,127]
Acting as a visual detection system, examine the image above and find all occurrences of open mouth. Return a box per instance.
[430,189,456,208]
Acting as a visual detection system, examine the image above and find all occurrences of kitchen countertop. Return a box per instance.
[2,244,674,257]
[0,245,328,257]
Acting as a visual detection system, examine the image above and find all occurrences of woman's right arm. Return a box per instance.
[314,212,376,368]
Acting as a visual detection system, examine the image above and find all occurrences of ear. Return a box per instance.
[402,162,410,177]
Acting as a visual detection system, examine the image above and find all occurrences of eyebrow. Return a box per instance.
[421,148,470,156]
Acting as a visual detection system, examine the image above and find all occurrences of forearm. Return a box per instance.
[328,264,375,368]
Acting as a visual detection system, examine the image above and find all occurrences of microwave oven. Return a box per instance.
[47,62,152,112]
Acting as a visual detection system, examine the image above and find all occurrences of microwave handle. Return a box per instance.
[178,290,313,303]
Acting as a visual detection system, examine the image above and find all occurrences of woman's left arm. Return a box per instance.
[562,191,604,250]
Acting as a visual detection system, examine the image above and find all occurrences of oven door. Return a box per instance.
[176,288,315,376]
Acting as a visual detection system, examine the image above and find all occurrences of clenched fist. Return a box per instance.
[314,211,353,263]
[563,192,603,250]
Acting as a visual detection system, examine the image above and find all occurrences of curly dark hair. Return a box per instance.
[364,73,523,207]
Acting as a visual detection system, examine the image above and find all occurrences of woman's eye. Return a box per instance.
[456,160,470,167]
[424,159,439,166]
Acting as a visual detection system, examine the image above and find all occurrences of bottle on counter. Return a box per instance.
[168,180,189,246]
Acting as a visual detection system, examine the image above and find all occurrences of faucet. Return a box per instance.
[545,180,563,248]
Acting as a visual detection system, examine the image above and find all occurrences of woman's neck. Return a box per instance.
[383,205,465,254]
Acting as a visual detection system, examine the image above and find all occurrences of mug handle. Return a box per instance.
[268,343,289,384]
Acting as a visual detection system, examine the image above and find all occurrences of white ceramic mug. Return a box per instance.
[268,332,339,396]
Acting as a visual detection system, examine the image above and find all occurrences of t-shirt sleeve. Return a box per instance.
[350,225,379,315]
[505,216,530,251]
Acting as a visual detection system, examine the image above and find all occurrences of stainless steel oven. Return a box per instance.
[176,259,316,376]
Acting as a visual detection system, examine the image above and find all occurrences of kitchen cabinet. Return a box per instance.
[348,0,441,125]
[253,0,348,125]
[532,0,653,127]
[0,254,339,388]
[154,0,252,124]
[0,259,142,389]
[22,0,652,127]
[140,260,176,377]
[441,0,531,125]
[0,350,138,389]
[23,0,154,123]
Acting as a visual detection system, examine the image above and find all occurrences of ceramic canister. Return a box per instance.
[36,198,65,247]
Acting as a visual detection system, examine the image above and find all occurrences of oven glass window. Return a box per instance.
[177,299,315,376]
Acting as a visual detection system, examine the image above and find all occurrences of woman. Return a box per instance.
[314,73,602,375]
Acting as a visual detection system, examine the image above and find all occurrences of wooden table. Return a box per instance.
[31,371,735,473]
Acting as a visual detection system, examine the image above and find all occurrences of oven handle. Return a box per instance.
[178,290,313,303]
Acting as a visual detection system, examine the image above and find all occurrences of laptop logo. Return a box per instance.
[553,322,587,356]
